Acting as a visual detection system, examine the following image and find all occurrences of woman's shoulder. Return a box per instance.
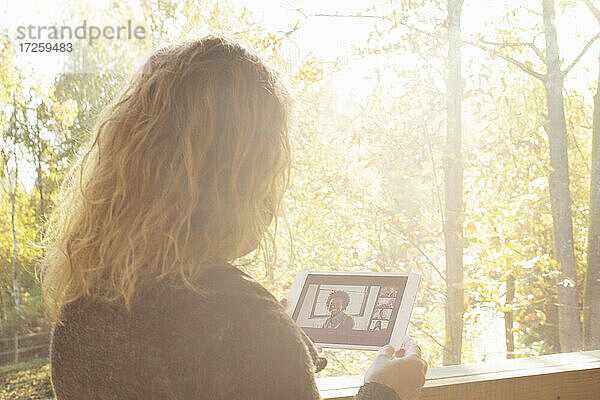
[51,265,286,366]
[55,265,277,326]
[51,265,325,398]
[195,265,290,326]
[191,264,281,310]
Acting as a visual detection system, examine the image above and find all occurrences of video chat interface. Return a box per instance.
[291,274,408,346]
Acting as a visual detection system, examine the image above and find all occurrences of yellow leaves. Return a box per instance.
[250,32,288,57]
[1,361,53,399]
[536,310,547,325]
[465,220,477,234]
[540,214,553,226]
[490,235,502,248]
[259,33,279,50]
[296,57,324,86]
[391,214,403,223]
[52,98,78,130]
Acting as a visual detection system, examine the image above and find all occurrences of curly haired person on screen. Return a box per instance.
[323,290,355,333]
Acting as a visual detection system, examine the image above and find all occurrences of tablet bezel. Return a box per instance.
[286,271,421,351]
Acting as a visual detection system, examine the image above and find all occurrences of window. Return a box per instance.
[2,0,599,389]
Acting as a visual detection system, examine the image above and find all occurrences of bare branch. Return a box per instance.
[480,38,545,62]
[294,9,391,21]
[563,32,600,76]
[464,40,546,81]
[480,39,529,47]
[294,9,440,41]
[409,320,447,349]
[527,42,545,61]
[394,20,441,41]
[584,0,600,23]
[521,5,543,17]
[571,128,591,175]
[406,235,446,281]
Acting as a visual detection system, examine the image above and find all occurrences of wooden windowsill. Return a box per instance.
[317,350,600,400]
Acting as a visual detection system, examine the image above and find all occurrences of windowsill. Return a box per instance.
[317,350,600,399]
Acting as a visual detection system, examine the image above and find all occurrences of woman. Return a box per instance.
[322,290,354,332]
[40,36,427,400]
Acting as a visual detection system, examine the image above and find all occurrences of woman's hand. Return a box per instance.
[364,337,427,400]
[279,298,288,309]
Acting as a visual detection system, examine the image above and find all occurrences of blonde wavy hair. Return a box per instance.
[39,36,291,321]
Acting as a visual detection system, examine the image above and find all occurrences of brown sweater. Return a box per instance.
[51,264,400,399]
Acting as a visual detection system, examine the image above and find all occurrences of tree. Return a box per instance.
[470,0,600,352]
[583,0,600,351]
[2,144,21,311]
[0,36,23,316]
[443,0,466,365]
[470,72,562,357]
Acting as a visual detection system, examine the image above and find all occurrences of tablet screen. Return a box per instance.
[290,273,408,347]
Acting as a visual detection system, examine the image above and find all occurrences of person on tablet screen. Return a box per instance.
[370,320,383,331]
[322,290,355,332]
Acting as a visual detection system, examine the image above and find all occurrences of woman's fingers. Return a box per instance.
[279,298,288,307]
[394,348,406,358]
[365,339,427,400]
[376,344,396,360]
[401,336,421,358]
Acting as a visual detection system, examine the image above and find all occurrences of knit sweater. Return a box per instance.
[51,264,401,400]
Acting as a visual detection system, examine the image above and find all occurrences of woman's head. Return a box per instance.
[40,35,291,320]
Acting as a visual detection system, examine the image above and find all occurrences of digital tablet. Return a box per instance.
[286,271,420,350]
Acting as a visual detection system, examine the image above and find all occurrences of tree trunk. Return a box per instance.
[10,161,20,310]
[542,0,582,352]
[583,53,600,350]
[443,0,465,366]
[504,274,515,358]
[37,136,45,221]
